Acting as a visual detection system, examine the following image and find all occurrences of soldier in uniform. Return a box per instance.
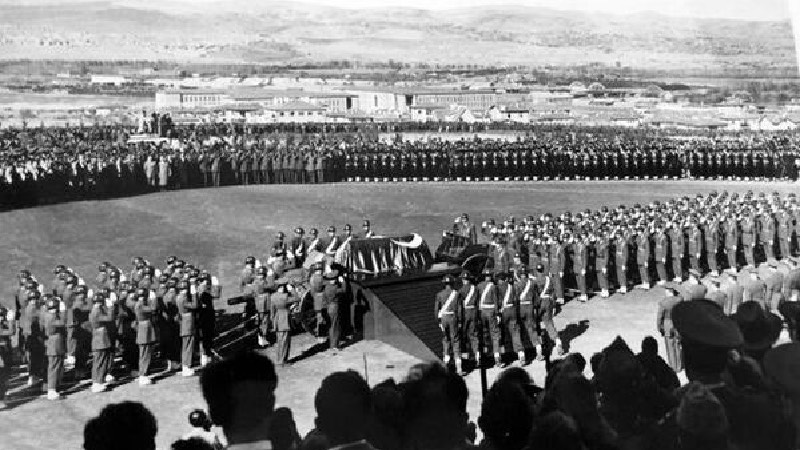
[289,227,308,269]
[497,272,524,366]
[760,209,776,262]
[176,281,197,376]
[705,216,721,277]
[270,284,297,365]
[324,226,342,259]
[573,234,589,301]
[534,263,563,357]
[688,220,704,274]
[636,227,652,290]
[21,288,45,387]
[477,270,501,367]
[459,272,479,365]
[0,307,15,409]
[89,291,115,393]
[742,210,757,268]
[595,231,611,298]
[724,212,740,273]
[549,235,566,305]
[43,296,66,400]
[435,275,462,373]
[515,267,538,363]
[134,288,157,385]
[654,224,669,285]
[657,288,683,372]
[159,283,180,372]
[615,229,630,293]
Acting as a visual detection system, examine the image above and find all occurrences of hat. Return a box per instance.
[673,300,744,348]
[276,231,285,239]
[677,382,729,437]
[363,220,371,227]
[344,224,352,231]
[481,269,494,279]
[496,272,508,281]
[295,227,304,235]
[442,275,455,285]
[310,228,319,235]
[731,302,782,351]
[763,343,800,395]
[327,225,336,233]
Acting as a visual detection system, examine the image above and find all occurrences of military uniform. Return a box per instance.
[43,304,66,398]
[176,286,197,375]
[477,274,501,363]
[134,292,157,382]
[670,226,686,282]
[434,280,462,367]
[497,275,524,363]
[270,289,295,365]
[89,296,115,391]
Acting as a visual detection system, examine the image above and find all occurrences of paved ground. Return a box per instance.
[0,180,797,450]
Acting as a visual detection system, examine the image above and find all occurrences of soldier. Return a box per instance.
[688,221,704,274]
[615,230,630,293]
[0,307,14,409]
[89,292,115,393]
[324,226,342,259]
[176,281,197,376]
[289,227,308,269]
[362,220,375,238]
[435,275,462,373]
[534,263,563,357]
[549,235,566,305]
[681,269,707,301]
[66,284,90,373]
[760,209,776,262]
[306,228,322,254]
[763,261,784,312]
[498,272,524,366]
[43,296,66,400]
[196,275,216,368]
[656,288,684,373]
[270,284,297,365]
[778,207,793,260]
[705,216,721,277]
[654,224,669,285]
[742,210,757,268]
[159,282,180,372]
[459,272,479,364]
[323,273,343,352]
[477,270,501,367]
[724,212,740,273]
[573,234,589,301]
[595,231,611,298]
[134,288,157,385]
[636,227,652,290]
[721,272,744,315]
[21,288,45,386]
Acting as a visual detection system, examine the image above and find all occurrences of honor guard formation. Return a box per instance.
[434,190,800,376]
[3,125,800,209]
[1,256,220,404]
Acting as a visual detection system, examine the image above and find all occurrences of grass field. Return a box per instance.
[1,180,798,450]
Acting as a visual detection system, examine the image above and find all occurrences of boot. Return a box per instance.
[90,383,106,393]
[181,367,195,377]
[494,353,503,368]
[104,374,115,383]
[138,376,152,386]
[535,345,544,361]
[555,339,565,356]
[46,389,61,401]
[619,286,628,294]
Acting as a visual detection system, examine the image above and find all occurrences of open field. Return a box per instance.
[1,180,798,450]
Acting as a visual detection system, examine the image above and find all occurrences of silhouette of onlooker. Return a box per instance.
[200,351,278,449]
[312,370,375,450]
[83,401,158,450]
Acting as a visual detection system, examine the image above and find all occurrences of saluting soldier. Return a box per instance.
[688,220,703,274]
[549,235,566,305]
[89,292,115,393]
[615,229,630,293]
[654,224,669,285]
[134,288,157,385]
[43,296,66,400]
[573,235,589,301]
[636,227,652,290]
[435,275,462,373]
[705,216,721,276]
[324,226,342,259]
[741,211,757,267]
[724,212,740,273]
[176,281,197,377]
[270,284,297,365]
[477,270,501,367]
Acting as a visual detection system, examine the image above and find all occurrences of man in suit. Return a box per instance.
[656,288,683,372]
[434,275,462,373]
[43,297,66,400]
[89,292,115,393]
[134,288,157,385]
[477,270,501,367]
[176,281,198,377]
[270,284,296,365]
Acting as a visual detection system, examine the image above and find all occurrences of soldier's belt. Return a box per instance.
[464,306,476,310]
[440,312,455,315]
[520,301,532,305]
[480,305,495,309]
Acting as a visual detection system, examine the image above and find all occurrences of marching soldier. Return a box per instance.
[43,296,66,400]
[435,275,462,373]
[778,207,793,259]
[497,273,524,366]
[159,283,180,372]
[362,220,375,238]
[549,235,566,305]
[636,227,652,290]
[0,307,15,409]
[760,209,776,261]
[654,224,669,285]
[477,270,501,367]
[134,288,157,385]
[459,272,479,364]
[89,291,115,393]
[176,281,197,376]
[742,270,768,309]
[534,263,563,357]
[615,230,630,293]
[324,226,342,258]
[595,231,611,298]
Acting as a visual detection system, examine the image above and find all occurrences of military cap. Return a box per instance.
[53,265,66,274]
[362,220,371,227]
[763,343,800,395]
[179,281,190,290]
[535,264,545,273]
[245,256,256,265]
[175,260,186,268]
[18,269,31,278]
[167,256,177,265]
[442,275,455,285]
[295,227,304,235]
[673,300,743,348]
[98,264,107,272]
[327,225,336,233]
[344,224,352,231]
[109,270,120,279]
[276,231,285,239]
[92,292,105,303]
[309,228,319,236]
[158,274,169,283]
[496,272,508,281]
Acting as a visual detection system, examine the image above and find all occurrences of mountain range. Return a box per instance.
[0,0,796,73]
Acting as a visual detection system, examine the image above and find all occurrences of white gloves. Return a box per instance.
[6,310,14,321]
[105,298,113,308]
[211,276,220,286]
[59,301,66,312]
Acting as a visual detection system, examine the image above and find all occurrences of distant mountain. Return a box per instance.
[0,0,795,74]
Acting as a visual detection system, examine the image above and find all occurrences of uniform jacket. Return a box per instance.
[670,228,686,258]
[688,227,703,256]
[89,305,115,351]
[43,310,67,356]
[435,287,461,321]
[270,292,294,332]
[20,299,42,337]
[637,233,651,263]
[477,281,499,314]
[497,282,519,315]
[654,232,669,261]
[134,299,158,345]
[176,292,197,337]
[572,241,588,272]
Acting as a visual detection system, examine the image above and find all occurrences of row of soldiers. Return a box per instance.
[0,256,219,406]
[342,149,800,182]
[474,190,800,304]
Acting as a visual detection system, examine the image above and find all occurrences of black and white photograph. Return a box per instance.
[1,0,800,449]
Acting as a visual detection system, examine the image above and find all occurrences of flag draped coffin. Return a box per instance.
[335,235,433,277]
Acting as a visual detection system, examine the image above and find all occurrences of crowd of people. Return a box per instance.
[85,330,800,450]
[2,124,800,210]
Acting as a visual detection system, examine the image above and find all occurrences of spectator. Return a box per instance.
[764,342,800,449]
[311,370,375,450]
[636,335,680,391]
[528,411,587,450]
[269,407,301,450]
[200,351,278,450]
[478,371,534,450]
[83,401,158,450]
[367,380,404,450]
[172,438,217,450]
[731,301,782,365]
[676,383,731,450]
[400,362,473,450]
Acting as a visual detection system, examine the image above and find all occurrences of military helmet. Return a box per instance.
[295,227,304,235]
[344,224,352,231]
[362,220,371,228]
[166,256,177,265]
[309,228,319,236]
[327,225,336,233]
[188,409,209,428]
[245,256,256,265]
[442,275,455,285]
[136,288,147,298]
